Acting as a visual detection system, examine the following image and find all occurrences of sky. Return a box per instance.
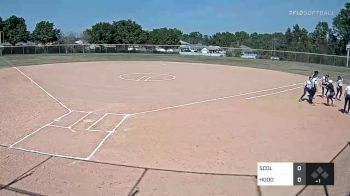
[0,0,347,35]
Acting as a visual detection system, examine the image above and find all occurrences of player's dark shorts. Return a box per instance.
[337,86,342,91]
[328,92,335,98]
[306,87,312,93]
[310,87,316,93]
[322,82,327,87]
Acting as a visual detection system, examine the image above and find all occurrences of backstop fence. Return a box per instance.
[0,44,348,67]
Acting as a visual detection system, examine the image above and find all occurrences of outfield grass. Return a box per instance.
[1,53,350,81]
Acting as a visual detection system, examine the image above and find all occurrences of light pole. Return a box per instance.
[272,38,277,56]
[346,42,350,67]
[0,31,3,56]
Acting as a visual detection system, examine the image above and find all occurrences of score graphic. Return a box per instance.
[305,163,334,185]
[258,162,334,186]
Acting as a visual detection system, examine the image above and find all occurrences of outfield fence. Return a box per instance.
[0,44,348,67]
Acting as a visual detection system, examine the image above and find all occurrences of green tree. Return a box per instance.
[248,33,274,49]
[0,17,4,31]
[182,32,203,44]
[328,29,341,55]
[112,20,146,44]
[247,33,285,50]
[31,21,61,44]
[310,22,330,53]
[333,2,350,53]
[3,15,30,45]
[288,24,311,52]
[148,28,182,45]
[234,31,250,46]
[202,35,210,45]
[0,17,3,44]
[271,32,286,50]
[85,22,114,44]
[285,28,292,48]
[210,32,236,47]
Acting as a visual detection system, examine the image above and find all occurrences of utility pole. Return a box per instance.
[0,31,4,56]
[272,38,277,56]
[346,42,350,67]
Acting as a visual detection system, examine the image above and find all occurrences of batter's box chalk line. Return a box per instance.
[9,111,130,160]
[119,73,176,82]
[52,111,126,132]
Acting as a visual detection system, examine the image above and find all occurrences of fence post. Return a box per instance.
[347,50,349,67]
[22,46,24,54]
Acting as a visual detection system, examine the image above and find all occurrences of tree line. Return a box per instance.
[0,2,349,55]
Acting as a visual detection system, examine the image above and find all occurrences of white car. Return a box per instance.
[155,47,166,52]
[240,52,257,59]
[166,49,174,52]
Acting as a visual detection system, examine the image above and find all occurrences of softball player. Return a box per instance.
[299,77,312,102]
[344,85,350,114]
[335,76,343,100]
[321,74,329,97]
[326,80,335,105]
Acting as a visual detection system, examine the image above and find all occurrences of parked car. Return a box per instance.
[270,56,280,60]
[240,52,257,59]
[155,47,166,52]
[166,48,174,52]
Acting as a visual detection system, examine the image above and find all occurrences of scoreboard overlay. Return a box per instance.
[257,162,334,186]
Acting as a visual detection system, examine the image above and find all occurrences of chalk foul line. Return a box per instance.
[129,82,303,116]
[13,67,71,112]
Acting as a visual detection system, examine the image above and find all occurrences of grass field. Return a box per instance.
[1,53,350,81]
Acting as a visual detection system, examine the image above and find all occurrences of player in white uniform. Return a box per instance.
[321,74,329,97]
[344,85,350,114]
[326,80,335,105]
[299,77,312,102]
[335,76,343,100]
[311,71,319,78]
[308,72,319,104]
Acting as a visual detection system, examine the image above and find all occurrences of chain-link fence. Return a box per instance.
[0,44,348,67]
[0,44,180,55]
[224,48,348,67]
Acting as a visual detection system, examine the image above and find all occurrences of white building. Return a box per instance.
[179,40,225,57]
[240,45,257,59]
